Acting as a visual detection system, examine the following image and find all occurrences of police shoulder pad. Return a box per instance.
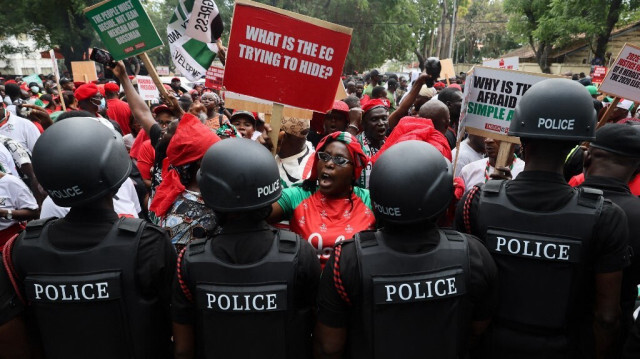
[117,217,145,234]
[356,230,378,248]
[187,238,207,256]
[577,186,604,209]
[278,230,299,254]
[482,179,506,195]
[24,217,57,240]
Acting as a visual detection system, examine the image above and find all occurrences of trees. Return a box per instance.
[504,0,640,72]
[0,0,99,71]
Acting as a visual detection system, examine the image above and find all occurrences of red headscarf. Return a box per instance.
[306,131,369,182]
[371,116,451,166]
[149,113,220,217]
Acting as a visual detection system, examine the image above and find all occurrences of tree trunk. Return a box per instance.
[534,42,553,74]
[414,49,425,71]
[428,29,436,57]
[436,0,448,58]
[594,0,623,60]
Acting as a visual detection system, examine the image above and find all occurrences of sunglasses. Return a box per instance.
[317,152,353,167]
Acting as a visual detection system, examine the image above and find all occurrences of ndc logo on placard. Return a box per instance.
[257,180,280,198]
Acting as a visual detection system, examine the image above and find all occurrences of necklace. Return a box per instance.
[484,159,515,182]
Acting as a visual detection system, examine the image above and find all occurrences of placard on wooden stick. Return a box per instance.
[71,61,98,83]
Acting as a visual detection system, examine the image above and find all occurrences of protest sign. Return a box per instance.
[459,66,560,142]
[223,0,352,113]
[598,43,640,103]
[167,0,221,81]
[439,58,455,81]
[335,79,347,100]
[85,0,163,61]
[49,49,65,111]
[205,66,225,89]
[23,74,42,87]
[71,61,98,83]
[156,66,170,76]
[185,0,224,44]
[482,56,519,70]
[136,75,160,101]
[591,66,607,84]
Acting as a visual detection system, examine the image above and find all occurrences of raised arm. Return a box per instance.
[388,73,429,130]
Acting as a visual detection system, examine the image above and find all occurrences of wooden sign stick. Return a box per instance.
[495,141,515,177]
[270,103,284,155]
[140,52,172,104]
[596,97,620,129]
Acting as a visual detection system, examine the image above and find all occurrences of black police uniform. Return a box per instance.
[4,207,176,359]
[0,257,23,327]
[625,315,640,358]
[172,221,321,359]
[454,172,630,358]
[581,176,640,336]
[317,225,497,359]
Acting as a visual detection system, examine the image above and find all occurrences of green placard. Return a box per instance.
[85,0,164,61]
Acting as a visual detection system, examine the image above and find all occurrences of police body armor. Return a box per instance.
[182,230,312,359]
[11,217,163,359]
[477,180,602,339]
[349,229,471,359]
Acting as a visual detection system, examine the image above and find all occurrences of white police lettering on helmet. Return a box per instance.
[33,282,109,301]
[257,180,280,198]
[384,277,457,302]
[494,236,571,261]
[374,202,401,217]
[537,118,575,131]
[48,185,84,199]
[206,293,278,311]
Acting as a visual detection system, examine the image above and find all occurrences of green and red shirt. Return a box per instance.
[278,186,375,266]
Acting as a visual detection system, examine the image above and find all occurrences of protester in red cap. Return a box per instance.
[269,131,375,267]
[434,81,446,91]
[357,98,390,188]
[73,83,123,134]
[448,83,462,91]
[170,77,184,96]
[149,113,220,250]
[308,100,352,148]
[105,82,132,135]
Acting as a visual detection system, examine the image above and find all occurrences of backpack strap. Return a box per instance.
[463,185,481,234]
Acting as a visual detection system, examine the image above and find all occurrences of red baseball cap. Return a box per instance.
[74,83,99,101]
[104,82,120,93]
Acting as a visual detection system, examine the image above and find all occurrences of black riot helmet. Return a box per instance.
[32,117,131,207]
[509,78,596,141]
[198,138,281,212]
[369,140,453,224]
[424,57,441,87]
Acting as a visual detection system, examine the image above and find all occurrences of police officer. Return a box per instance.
[579,123,640,349]
[2,117,176,358]
[455,79,629,358]
[172,138,320,359]
[314,140,497,359]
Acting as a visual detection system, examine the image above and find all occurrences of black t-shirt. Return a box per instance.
[581,176,640,324]
[454,171,629,274]
[172,221,321,324]
[446,128,457,150]
[317,226,498,328]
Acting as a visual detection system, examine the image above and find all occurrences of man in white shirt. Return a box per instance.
[452,134,486,177]
[460,138,525,188]
[0,109,40,154]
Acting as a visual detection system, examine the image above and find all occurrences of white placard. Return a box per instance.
[598,43,640,102]
[459,66,560,138]
[136,75,160,101]
[482,56,519,71]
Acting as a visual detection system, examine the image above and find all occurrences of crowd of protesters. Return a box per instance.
[0,55,638,359]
